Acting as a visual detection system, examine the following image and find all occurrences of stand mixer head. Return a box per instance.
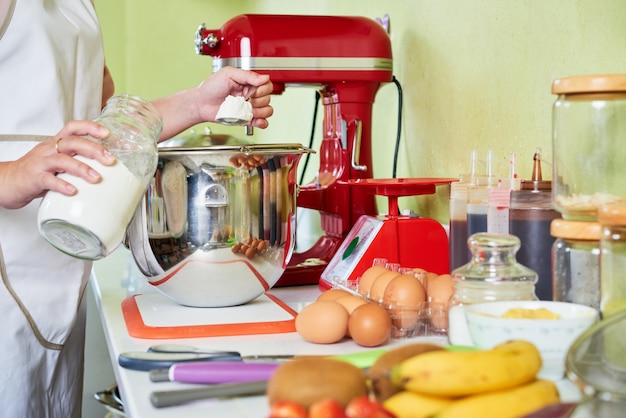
[195,14,393,285]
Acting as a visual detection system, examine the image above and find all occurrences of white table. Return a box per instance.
[90,248,447,417]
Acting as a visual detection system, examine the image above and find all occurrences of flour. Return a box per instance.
[38,155,146,259]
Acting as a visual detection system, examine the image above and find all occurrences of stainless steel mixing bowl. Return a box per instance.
[125,141,312,307]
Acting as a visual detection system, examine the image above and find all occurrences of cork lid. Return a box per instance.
[550,219,601,240]
[552,74,626,95]
[598,205,626,226]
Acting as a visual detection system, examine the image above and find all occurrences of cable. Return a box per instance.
[391,75,403,179]
[299,78,402,183]
[299,90,320,185]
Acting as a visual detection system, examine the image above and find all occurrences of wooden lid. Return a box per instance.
[598,205,626,226]
[552,74,626,95]
[550,219,601,240]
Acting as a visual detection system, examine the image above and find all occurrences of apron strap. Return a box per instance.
[0,243,63,350]
[0,134,48,143]
[0,0,16,40]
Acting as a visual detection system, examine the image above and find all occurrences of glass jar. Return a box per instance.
[598,204,626,319]
[552,74,626,221]
[551,219,601,310]
[566,309,626,417]
[39,94,162,260]
[448,233,538,345]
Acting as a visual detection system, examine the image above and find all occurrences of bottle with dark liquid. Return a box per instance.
[509,148,561,300]
[449,150,477,270]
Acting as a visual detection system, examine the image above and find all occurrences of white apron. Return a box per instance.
[0,0,104,416]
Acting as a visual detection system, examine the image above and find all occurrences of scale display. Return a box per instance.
[320,216,384,288]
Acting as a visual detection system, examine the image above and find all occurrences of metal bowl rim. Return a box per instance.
[157,143,315,155]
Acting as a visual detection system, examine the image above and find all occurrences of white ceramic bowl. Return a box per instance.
[464,300,599,380]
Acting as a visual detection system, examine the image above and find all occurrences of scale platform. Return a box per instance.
[320,178,455,290]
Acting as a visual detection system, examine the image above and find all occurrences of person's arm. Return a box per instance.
[0,121,115,209]
[102,64,115,109]
[151,66,274,141]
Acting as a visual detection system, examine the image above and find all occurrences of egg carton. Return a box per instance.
[328,278,448,339]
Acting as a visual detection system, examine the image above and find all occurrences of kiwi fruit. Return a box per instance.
[266,357,368,409]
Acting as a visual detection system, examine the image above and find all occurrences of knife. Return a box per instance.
[149,361,280,384]
[146,349,387,383]
[118,351,243,371]
[150,380,268,408]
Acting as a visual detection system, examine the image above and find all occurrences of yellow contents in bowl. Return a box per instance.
[500,308,561,319]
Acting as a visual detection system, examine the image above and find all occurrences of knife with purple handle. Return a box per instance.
[155,361,280,384]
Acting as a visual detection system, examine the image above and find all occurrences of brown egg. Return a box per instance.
[316,288,352,302]
[335,294,368,314]
[427,273,454,305]
[383,274,427,307]
[368,270,401,303]
[348,303,392,347]
[357,266,389,298]
[383,274,428,330]
[424,272,440,288]
[335,295,369,337]
[295,301,349,344]
[427,273,455,330]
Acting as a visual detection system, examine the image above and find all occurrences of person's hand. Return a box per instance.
[0,120,116,209]
[195,66,274,128]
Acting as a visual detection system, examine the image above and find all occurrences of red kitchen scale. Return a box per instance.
[319,178,455,291]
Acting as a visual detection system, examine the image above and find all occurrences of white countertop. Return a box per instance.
[90,248,447,418]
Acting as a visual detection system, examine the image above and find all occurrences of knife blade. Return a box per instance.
[150,380,268,408]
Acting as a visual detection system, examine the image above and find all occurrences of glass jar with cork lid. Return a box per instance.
[598,204,626,319]
[552,74,626,221]
[551,219,601,310]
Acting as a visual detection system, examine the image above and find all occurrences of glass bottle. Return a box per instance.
[449,150,477,270]
[509,148,561,301]
[487,152,521,235]
[551,219,601,310]
[467,150,496,237]
[447,233,538,345]
[38,94,162,260]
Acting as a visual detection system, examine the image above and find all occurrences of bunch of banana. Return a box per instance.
[383,340,560,418]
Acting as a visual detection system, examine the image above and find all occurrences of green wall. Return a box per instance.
[95,1,626,222]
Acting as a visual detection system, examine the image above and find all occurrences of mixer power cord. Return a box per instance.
[391,75,403,179]
[298,77,403,185]
[299,91,321,186]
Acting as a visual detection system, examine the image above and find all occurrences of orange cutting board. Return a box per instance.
[121,292,297,339]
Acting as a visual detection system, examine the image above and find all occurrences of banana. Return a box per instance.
[431,379,560,418]
[391,340,542,397]
[383,391,452,418]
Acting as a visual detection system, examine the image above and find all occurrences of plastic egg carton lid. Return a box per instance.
[327,278,448,339]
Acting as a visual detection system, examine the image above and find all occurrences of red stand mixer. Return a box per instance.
[196,14,451,286]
